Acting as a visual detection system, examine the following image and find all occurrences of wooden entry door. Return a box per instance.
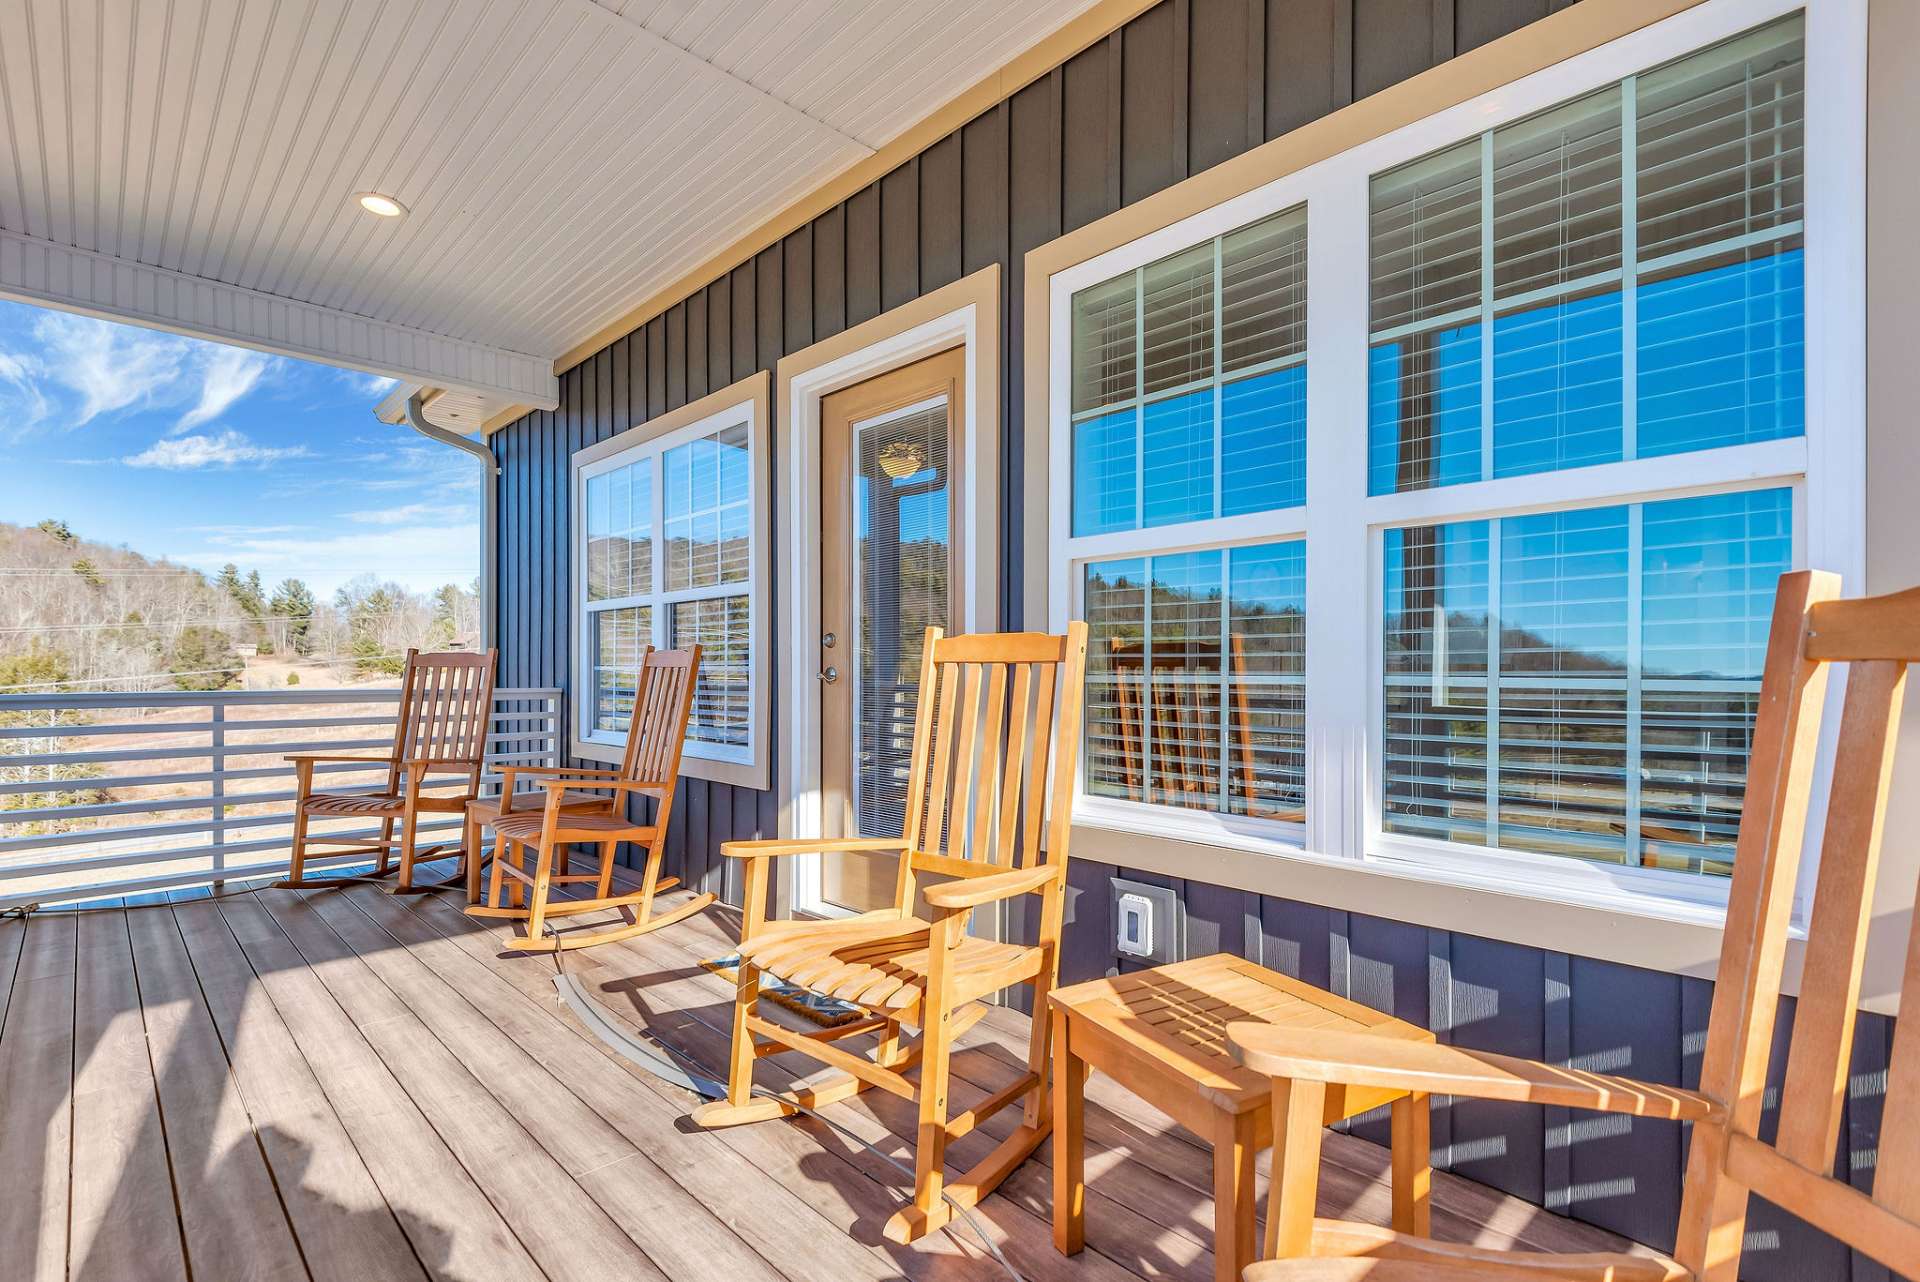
[818,347,966,914]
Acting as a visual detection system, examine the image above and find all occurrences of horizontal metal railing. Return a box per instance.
[0,685,561,909]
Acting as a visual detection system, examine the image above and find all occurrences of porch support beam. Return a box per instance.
[0,229,559,410]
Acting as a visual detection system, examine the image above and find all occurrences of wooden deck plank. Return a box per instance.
[68,910,190,1281]
[403,888,1000,1281]
[519,887,1154,1282]
[0,914,76,1281]
[151,901,402,1282]
[338,882,903,1282]
[248,886,673,1282]
[7,882,1664,1282]
[0,912,27,1037]
[300,885,786,1282]
[202,893,545,1282]
[120,904,308,1281]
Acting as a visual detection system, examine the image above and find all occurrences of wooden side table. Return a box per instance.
[1049,953,1434,1282]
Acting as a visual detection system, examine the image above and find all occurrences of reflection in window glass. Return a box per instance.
[672,596,750,748]
[1382,487,1790,874]
[1083,542,1305,821]
[1067,207,1307,534]
[586,461,652,601]
[1366,14,1805,494]
[1072,408,1137,536]
[664,423,751,592]
[593,605,651,733]
[582,413,756,760]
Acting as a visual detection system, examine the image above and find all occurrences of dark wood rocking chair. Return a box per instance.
[464,645,713,952]
[690,623,1090,1245]
[278,647,498,893]
[1228,570,1920,1282]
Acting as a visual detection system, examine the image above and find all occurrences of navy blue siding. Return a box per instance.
[489,2,1897,1278]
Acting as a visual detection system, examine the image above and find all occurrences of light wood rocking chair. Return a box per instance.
[1227,569,1920,1282]
[690,623,1090,1245]
[278,647,498,893]
[465,645,713,952]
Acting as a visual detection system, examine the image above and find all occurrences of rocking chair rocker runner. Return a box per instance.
[1228,570,1920,1282]
[278,648,498,893]
[465,645,712,952]
[691,623,1090,1246]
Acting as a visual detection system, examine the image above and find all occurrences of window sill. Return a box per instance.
[1065,816,1752,983]
[570,734,767,791]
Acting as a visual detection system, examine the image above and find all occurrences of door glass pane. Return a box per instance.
[825,395,951,912]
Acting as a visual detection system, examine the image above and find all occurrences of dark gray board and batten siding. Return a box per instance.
[489,2,1898,1278]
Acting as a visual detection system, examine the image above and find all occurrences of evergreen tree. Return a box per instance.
[168,626,241,691]
[239,569,266,617]
[216,563,242,598]
[269,578,317,655]
[35,518,74,545]
[71,558,104,588]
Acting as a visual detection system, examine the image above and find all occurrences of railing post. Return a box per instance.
[210,701,226,891]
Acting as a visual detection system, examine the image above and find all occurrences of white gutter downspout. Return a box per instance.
[403,392,499,651]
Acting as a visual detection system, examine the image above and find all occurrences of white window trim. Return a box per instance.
[1046,0,1865,929]
[569,372,772,790]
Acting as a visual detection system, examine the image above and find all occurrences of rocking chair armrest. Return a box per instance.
[922,865,1061,910]
[1225,1025,1721,1122]
[719,837,912,861]
[534,778,659,805]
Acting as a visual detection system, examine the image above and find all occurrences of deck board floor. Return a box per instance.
[0,865,1648,1281]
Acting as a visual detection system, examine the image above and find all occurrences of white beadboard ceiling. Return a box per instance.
[0,0,1100,412]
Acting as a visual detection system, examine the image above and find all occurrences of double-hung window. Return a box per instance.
[1063,206,1311,838]
[1048,3,1856,919]
[571,376,770,789]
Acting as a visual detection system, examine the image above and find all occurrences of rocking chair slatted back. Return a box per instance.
[1675,572,1920,1277]
[390,648,499,790]
[895,626,1089,902]
[619,647,702,795]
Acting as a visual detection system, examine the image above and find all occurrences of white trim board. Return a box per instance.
[567,373,772,791]
[0,230,558,408]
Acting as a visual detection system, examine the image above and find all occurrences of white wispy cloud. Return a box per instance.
[176,345,275,433]
[342,500,472,526]
[125,430,309,470]
[0,348,51,433]
[339,370,400,398]
[33,312,188,424]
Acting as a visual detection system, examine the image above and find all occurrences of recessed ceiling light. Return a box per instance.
[356,192,407,218]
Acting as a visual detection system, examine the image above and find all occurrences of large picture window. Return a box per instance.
[572,376,769,788]
[1367,17,1804,494]
[1047,4,1852,920]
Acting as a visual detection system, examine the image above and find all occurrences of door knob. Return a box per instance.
[818,666,839,684]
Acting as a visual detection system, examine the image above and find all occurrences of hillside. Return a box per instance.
[0,518,479,692]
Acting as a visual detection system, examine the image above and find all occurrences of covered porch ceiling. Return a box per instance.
[0,0,1106,426]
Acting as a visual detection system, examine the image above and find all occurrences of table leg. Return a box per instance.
[1390,1091,1431,1236]
[1052,1008,1085,1255]
[1212,1110,1258,1282]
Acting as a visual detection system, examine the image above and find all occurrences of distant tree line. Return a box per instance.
[0,520,479,693]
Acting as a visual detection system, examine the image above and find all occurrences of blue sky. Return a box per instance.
[0,299,479,600]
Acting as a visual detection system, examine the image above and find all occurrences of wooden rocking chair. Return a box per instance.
[1227,570,1920,1282]
[278,647,498,893]
[690,623,1090,1245]
[465,645,713,952]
